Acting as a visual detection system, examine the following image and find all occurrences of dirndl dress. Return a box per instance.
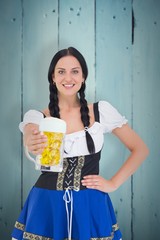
[12,101,127,240]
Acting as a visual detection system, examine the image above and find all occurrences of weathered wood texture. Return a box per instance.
[0,0,22,239]
[132,0,160,239]
[59,0,96,102]
[0,0,159,239]
[96,1,132,238]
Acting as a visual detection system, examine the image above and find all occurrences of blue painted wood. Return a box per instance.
[22,0,59,202]
[132,0,160,239]
[0,0,22,239]
[96,0,132,239]
[0,0,160,239]
[59,0,96,102]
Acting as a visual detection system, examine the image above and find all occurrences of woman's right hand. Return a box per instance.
[24,123,48,155]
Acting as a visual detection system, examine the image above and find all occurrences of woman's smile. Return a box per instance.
[62,83,75,89]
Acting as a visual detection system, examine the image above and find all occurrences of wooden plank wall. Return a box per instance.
[0,1,22,239]
[132,1,160,239]
[0,0,159,239]
[96,1,132,238]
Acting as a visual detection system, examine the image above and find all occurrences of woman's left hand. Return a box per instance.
[81,175,117,193]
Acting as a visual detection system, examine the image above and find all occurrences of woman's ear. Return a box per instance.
[52,74,55,84]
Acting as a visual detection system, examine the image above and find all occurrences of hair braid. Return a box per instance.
[47,47,94,153]
[48,82,60,118]
[79,83,95,154]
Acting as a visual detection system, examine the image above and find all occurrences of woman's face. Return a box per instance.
[53,56,84,97]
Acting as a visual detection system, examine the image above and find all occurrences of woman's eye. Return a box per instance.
[58,70,65,74]
[72,70,79,74]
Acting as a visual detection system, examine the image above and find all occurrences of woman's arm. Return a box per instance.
[110,123,149,189]
[81,123,149,192]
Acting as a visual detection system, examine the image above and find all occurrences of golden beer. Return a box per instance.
[40,132,64,166]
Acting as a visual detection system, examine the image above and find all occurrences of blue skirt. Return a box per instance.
[12,187,122,240]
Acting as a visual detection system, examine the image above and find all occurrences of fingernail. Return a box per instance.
[33,129,38,134]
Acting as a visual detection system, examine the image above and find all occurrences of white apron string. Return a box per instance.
[63,187,79,240]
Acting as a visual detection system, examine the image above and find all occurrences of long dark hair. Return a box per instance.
[48,47,95,154]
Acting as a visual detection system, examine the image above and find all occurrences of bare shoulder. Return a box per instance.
[88,103,95,125]
[88,103,94,114]
[42,108,50,117]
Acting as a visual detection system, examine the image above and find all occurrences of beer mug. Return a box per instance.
[25,117,66,172]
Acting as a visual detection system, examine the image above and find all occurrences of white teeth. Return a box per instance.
[63,84,74,87]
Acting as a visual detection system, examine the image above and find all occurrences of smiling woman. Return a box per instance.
[11,47,149,240]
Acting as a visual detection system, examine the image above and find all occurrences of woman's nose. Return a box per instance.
[64,72,72,81]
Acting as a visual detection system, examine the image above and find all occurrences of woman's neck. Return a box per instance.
[58,94,80,109]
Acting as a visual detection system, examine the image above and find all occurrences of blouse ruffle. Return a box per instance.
[19,110,44,132]
[19,101,127,157]
[99,101,128,133]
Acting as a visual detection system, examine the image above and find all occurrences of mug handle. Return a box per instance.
[24,146,40,170]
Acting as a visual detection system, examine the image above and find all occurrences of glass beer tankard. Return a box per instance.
[25,117,66,172]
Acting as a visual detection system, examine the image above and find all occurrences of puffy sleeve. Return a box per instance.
[19,110,44,133]
[99,101,128,133]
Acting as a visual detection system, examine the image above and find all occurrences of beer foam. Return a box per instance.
[39,117,66,133]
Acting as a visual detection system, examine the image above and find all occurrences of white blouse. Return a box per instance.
[19,101,128,158]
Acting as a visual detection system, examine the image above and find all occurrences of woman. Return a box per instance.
[12,47,149,240]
